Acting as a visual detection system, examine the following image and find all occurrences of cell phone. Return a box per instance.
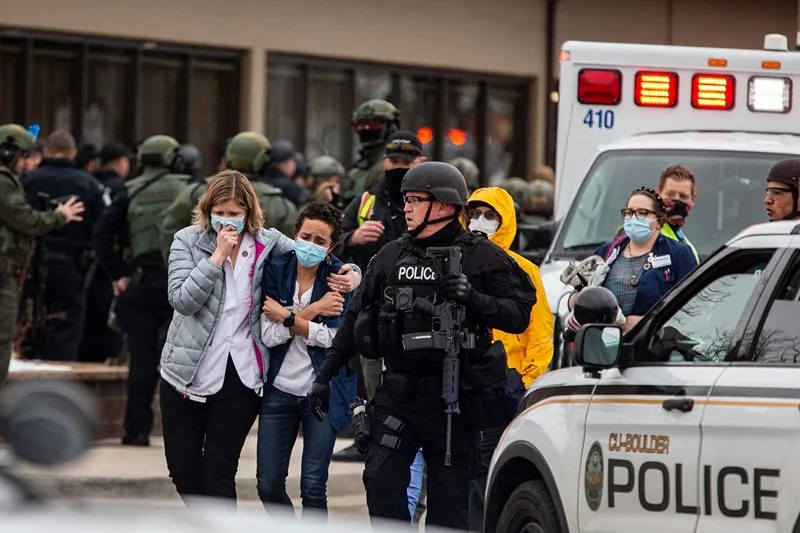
[49,194,79,206]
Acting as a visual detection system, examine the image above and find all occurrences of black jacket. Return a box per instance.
[316,220,537,382]
[264,168,312,206]
[336,180,407,270]
[93,169,126,201]
[23,158,106,256]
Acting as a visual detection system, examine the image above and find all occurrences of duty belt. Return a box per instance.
[382,372,441,394]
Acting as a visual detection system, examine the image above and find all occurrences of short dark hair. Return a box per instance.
[295,201,343,245]
[46,130,77,153]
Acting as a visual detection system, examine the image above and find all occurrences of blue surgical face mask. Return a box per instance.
[623,216,655,243]
[295,238,328,267]
[211,215,245,235]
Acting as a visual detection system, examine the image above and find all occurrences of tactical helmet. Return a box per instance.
[449,157,480,190]
[401,161,469,207]
[766,158,800,191]
[573,287,619,326]
[172,144,202,175]
[503,177,532,208]
[526,179,555,216]
[0,124,36,166]
[137,135,180,169]
[225,131,270,174]
[309,155,345,178]
[351,99,401,149]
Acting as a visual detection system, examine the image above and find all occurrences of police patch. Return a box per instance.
[584,441,604,511]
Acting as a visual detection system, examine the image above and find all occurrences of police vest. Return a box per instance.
[342,155,384,203]
[251,180,299,238]
[126,171,191,259]
[0,167,34,263]
[356,192,376,227]
[380,232,485,373]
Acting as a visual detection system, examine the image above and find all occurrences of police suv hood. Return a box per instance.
[527,364,586,391]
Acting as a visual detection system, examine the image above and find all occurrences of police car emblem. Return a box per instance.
[584,441,604,511]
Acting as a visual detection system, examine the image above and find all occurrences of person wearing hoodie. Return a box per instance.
[464,186,554,532]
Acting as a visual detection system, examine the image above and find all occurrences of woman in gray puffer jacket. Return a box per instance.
[158,170,361,504]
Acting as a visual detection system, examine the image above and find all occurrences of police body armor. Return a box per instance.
[127,171,191,259]
[342,152,384,203]
[251,180,298,238]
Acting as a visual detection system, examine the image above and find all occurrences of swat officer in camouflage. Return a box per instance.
[92,134,193,446]
[0,124,84,386]
[158,131,299,261]
[449,157,480,195]
[311,155,347,211]
[340,99,401,204]
[308,162,535,530]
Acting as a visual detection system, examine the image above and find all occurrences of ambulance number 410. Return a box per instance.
[583,109,615,129]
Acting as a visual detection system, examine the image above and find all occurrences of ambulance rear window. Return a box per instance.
[555,150,793,259]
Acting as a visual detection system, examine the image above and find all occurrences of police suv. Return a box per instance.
[541,33,800,368]
[486,220,800,533]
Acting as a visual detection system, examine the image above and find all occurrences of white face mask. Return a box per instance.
[469,216,500,237]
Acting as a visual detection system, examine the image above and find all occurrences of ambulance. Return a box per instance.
[539,34,800,368]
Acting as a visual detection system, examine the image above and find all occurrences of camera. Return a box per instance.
[395,287,414,311]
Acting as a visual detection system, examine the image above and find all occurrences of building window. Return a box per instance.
[266,54,532,185]
[0,28,242,167]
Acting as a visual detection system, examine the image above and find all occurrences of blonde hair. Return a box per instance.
[192,170,264,233]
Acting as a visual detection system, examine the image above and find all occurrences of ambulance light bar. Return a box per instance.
[748,77,791,113]
[634,71,678,108]
[577,69,622,105]
[691,74,735,110]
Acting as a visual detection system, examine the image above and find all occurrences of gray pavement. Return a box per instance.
[12,435,368,517]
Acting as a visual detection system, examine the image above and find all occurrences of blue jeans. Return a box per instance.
[407,448,425,519]
[256,387,337,515]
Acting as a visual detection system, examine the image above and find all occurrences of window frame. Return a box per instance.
[734,245,800,366]
[620,244,787,368]
[266,52,533,185]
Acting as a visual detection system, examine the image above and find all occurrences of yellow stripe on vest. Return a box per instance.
[357,192,376,226]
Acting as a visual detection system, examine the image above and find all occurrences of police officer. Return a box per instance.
[264,140,313,206]
[158,131,299,261]
[310,154,347,211]
[331,130,427,463]
[92,134,193,446]
[0,124,84,386]
[308,162,536,530]
[449,157,480,195]
[340,99,401,204]
[764,158,800,222]
[23,130,106,362]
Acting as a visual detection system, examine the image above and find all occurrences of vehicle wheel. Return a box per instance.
[496,480,561,533]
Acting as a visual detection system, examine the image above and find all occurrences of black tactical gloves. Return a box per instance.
[307,378,331,422]
[437,273,474,306]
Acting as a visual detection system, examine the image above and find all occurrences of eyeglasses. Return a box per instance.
[621,208,658,220]
[468,209,500,221]
[386,142,422,155]
[403,195,432,207]
[765,186,793,198]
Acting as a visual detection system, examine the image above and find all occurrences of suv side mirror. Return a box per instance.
[573,324,622,370]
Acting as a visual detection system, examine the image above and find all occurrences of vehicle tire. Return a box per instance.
[496,480,561,533]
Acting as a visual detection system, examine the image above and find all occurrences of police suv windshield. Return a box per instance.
[553,149,793,260]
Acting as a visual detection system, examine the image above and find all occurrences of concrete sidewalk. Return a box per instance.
[12,435,367,513]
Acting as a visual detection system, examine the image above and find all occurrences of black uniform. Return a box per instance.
[337,179,407,268]
[77,168,127,363]
[22,158,105,361]
[314,220,535,530]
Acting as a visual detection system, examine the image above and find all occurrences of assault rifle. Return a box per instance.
[401,246,475,466]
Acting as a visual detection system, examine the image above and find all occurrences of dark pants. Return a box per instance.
[468,425,505,532]
[38,257,87,362]
[115,269,172,438]
[78,269,123,363]
[256,388,338,515]
[160,356,259,503]
[363,384,478,531]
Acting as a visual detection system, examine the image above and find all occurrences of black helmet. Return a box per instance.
[573,287,619,325]
[172,144,202,176]
[401,161,468,207]
[766,158,800,191]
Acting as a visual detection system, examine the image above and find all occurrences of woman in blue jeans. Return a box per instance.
[256,201,357,518]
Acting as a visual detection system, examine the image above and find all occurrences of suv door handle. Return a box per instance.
[662,398,694,413]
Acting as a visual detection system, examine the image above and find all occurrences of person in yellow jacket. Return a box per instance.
[464,186,554,532]
[467,186,554,386]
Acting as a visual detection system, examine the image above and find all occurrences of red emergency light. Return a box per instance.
[634,71,678,108]
[448,128,467,146]
[577,69,622,105]
[691,74,735,110]
[417,126,433,144]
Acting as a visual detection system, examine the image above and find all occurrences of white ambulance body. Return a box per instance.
[541,34,800,367]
